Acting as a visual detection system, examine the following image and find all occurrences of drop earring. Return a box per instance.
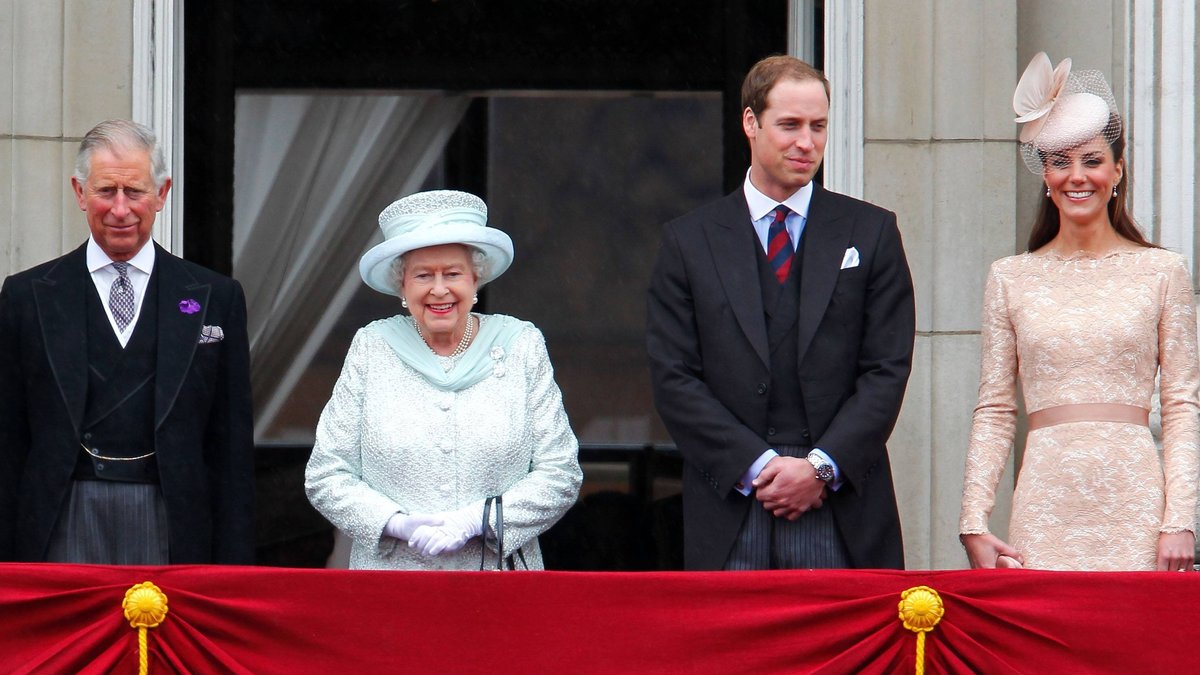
[1112,185,1118,197]
[1045,186,1051,198]
[473,294,479,305]
[401,298,408,309]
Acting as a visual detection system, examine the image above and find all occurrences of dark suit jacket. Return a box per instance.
[0,242,255,563]
[646,185,915,570]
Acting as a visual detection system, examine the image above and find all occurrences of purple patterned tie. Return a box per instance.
[109,261,135,331]
[766,206,793,284]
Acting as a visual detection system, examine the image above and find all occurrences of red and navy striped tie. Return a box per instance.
[766,205,793,284]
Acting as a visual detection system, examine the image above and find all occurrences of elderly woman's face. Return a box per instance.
[400,244,478,339]
[1043,135,1123,228]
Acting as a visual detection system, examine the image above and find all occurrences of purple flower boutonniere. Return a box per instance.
[179,299,202,315]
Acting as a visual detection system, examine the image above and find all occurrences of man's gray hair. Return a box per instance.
[73,119,169,188]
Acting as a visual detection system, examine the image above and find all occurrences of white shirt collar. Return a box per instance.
[742,169,814,222]
[86,237,156,275]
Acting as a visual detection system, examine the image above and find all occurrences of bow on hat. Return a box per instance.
[1013,52,1072,144]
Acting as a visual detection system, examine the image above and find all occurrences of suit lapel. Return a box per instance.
[705,192,769,368]
[33,244,90,433]
[153,245,209,430]
[797,185,853,362]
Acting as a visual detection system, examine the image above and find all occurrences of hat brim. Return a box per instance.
[358,223,514,295]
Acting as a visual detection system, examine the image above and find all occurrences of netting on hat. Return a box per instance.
[1018,68,1121,175]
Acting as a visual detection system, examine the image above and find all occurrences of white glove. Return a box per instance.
[408,501,486,557]
[383,512,443,542]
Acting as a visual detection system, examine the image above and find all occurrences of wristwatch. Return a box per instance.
[806,452,835,483]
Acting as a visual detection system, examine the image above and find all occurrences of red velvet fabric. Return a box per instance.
[1,564,1196,673]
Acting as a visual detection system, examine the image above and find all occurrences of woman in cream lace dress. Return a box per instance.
[959,54,1199,571]
[305,190,582,570]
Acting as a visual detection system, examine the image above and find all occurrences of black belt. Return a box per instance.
[73,443,159,484]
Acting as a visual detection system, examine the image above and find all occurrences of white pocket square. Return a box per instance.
[840,246,860,270]
[199,325,225,344]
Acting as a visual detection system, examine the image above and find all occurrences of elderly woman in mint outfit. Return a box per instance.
[305,190,582,570]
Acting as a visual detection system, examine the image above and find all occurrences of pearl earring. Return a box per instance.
[1045,186,1051,198]
[473,294,479,305]
[401,298,408,309]
[1112,185,1118,198]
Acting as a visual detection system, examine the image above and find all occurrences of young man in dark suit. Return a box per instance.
[0,120,255,564]
[647,56,915,570]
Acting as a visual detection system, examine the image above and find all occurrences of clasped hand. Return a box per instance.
[751,456,828,520]
[960,532,1025,569]
[385,501,485,557]
[1157,531,1196,572]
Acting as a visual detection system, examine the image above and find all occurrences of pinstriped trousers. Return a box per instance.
[724,444,851,570]
[44,480,170,565]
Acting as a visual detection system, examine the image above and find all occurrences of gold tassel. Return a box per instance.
[898,586,944,675]
[123,582,169,675]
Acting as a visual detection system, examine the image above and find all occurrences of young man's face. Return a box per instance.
[743,77,829,202]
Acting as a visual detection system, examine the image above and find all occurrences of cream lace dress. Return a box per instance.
[960,248,1200,570]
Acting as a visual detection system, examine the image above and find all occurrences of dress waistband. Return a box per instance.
[1026,403,1149,431]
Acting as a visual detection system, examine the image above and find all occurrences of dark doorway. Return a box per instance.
[184,0,796,569]
[185,0,795,271]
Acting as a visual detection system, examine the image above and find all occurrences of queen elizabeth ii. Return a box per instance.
[305,190,582,570]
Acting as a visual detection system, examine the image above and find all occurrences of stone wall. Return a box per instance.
[1,0,133,278]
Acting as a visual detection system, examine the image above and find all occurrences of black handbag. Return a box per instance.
[481,495,528,570]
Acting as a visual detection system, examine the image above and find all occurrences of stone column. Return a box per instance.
[0,0,133,278]
[862,1,1020,569]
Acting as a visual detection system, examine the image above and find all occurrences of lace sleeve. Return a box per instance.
[1157,256,1200,533]
[960,262,1019,535]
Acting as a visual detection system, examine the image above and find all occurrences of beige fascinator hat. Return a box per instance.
[359,190,514,295]
[1013,52,1120,174]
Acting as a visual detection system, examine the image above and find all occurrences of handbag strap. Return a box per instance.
[479,495,528,570]
[494,495,505,569]
[480,496,506,570]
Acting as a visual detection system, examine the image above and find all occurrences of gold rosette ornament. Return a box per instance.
[898,586,944,675]
[123,582,169,675]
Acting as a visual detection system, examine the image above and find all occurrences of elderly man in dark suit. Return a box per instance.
[0,119,254,565]
[647,56,915,571]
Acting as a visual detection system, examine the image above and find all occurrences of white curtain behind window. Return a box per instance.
[234,93,470,439]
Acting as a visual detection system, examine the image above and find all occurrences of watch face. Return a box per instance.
[808,455,834,482]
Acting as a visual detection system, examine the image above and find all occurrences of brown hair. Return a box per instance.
[1027,115,1156,251]
[741,55,830,122]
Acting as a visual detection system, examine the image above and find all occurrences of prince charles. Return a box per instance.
[0,120,254,564]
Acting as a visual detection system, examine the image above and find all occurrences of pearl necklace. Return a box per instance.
[415,314,475,358]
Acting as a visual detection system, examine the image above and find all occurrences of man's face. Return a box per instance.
[71,146,171,262]
[743,78,829,202]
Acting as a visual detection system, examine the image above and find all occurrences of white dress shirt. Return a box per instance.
[743,169,813,253]
[86,238,155,348]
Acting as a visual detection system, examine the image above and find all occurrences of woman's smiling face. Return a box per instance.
[1043,135,1123,229]
[401,244,478,342]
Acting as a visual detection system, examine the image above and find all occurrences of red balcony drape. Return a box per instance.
[1,564,1195,674]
